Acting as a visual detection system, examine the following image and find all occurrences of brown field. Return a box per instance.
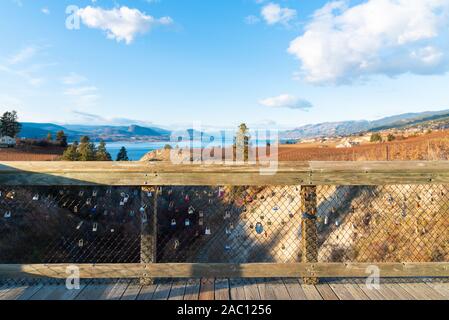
[278,130,449,161]
[0,146,63,161]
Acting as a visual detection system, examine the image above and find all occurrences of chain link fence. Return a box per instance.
[1,185,448,265]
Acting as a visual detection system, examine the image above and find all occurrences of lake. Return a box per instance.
[106,140,234,161]
[105,142,170,161]
[105,137,275,161]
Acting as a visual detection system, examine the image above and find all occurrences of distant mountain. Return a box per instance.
[19,123,171,142]
[282,109,449,140]
[20,123,80,139]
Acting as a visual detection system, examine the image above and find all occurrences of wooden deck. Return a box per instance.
[1,278,448,300]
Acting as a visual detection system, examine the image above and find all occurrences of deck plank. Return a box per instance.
[384,283,415,300]
[101,280,130,300]
[121,282,143,300]
[399,283,429,300]
[283,279,307,300]
[315,283,339,300]
[344,282,370,300]
[45,283,88,300]
[1,278,448,301]
[426,281,449,299]
[0,285,30,300]
[183,279,201,300]
[16,284,44,301]
[137,284,158,300]
[152,280,173,300]
[301,282,324,300]
[230,279,246,300]
[214,278,230,301]
[0,283,12,299]
[415,283,446,300]
[358,283,388,300]
[328,283,354,300]
[75,282,110,300]
[243,279,261,300]
[168,280,187,301]
[268,278,291,300]
[256,278,269,300]
[29,284,62,300]
[199,278,215,300]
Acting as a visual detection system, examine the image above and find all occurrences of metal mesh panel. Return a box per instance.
[1,185,448,265]
[0,186,143,264]
[155,186,303,263]
[316,185,449,263]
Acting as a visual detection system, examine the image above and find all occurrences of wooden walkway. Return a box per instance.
[1,278,448,300]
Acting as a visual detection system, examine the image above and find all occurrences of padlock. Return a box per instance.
[255,222,264,234]
[205,227,211,235]
[92,223,98,232]
[33,194,39,201]
[185,219,191,227]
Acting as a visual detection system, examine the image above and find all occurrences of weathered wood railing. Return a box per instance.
[0,161,449,281]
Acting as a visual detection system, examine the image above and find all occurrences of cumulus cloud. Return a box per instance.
[288,0,449,84]
[261,3,296,26]
[259,94,312,110]
[76,6,173,44]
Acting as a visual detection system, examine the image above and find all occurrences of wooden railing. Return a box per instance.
[1,161,449,281]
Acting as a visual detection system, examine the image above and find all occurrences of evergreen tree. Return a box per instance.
[0,110,21,137]
[47,132,53,141]
[78,136,97,161]
[116,146,129,161]
[62,141,80,161]
[56,130,68,147]
[96,139,112,161]
[370,133,383,143]
[235,123,250,161]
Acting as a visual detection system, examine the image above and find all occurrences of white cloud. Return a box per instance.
[76,6,173,44]
[288,0,449,84]
[41,7,50,15]
[8,46,38,65]
[63,85,99,108]
[259,94,312,110]
[64,86,98,96]
[62,72,87,85]
[261,3,296,26]
[0,47,49,87]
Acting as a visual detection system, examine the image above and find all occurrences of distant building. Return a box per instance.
[336,140,360,149]
[0,136,16,148]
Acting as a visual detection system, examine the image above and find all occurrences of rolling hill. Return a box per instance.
[283,109,449,140]
[19,123,171,142]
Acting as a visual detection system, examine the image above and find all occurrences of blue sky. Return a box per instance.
[1,0,449,129]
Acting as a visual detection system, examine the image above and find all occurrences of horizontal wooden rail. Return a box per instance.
[0,263,448,279]
[2,161,449,186]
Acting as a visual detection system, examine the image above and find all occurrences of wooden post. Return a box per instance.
[301,185,318,284]
[140,186,158,285]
